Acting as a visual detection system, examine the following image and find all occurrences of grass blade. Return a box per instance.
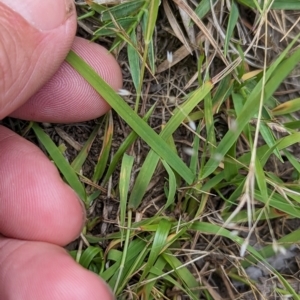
[128,81,213,210]
[161,160,177,209]
[92,111,113,182]
[224,1,239,56]
[119,154,134,241]
[201,37,300,179]
[140,218,171,281]
[103,104,155,184]
[32,123,86,201]
[71,122,101,173]
[65,51,194,184]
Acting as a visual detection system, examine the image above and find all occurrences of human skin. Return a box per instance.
[0,0,122,299]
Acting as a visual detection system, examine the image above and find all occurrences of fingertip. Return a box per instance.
[0,1,76,118]
[11,37,123,123]
[0,239,115,300]
[72,37,123,92]
[0,126,85,245]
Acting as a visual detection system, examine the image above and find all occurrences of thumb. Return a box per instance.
[0,0,76,119]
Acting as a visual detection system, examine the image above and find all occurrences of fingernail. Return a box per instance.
[0,0,75,31]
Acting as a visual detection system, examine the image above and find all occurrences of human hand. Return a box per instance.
[0,0,122,299]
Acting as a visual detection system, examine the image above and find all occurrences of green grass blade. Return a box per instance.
[254,157,268,202]
[71,122,101,173]
[254,189,300,218]
[204,91,216,150]
[143,257,167,298]
[115,242,149,295]
[101,0,146,22]
[31,123,86,201]
[148,262,196,298]
[224,1,239,56]
[65,51,194,184]
[102,239,147,282]
[162,252,199,299]
[93,17,138,37]
[282,149,300,175]
[161,160,177,209]
[259,113,282,161]
[189,123,201,174]
[143,0,160,45]
[141,8,155,73]
[237,0,300,10]
[272,97,300,116]
[140,218,172,281]
[79,246,103,270]
[195,0,217,19]
[127,30,141,91]
[128,81,213,210]
[103,104,155,184]
[119,154,134,241]
[201,38,300,179]
[92,112,113,182]
[134,0,160,111]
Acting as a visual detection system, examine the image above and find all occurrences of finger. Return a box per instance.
[0,0,77,119]
[0,126,85,245]
[10,37,123,123]
[0,238,114,300]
